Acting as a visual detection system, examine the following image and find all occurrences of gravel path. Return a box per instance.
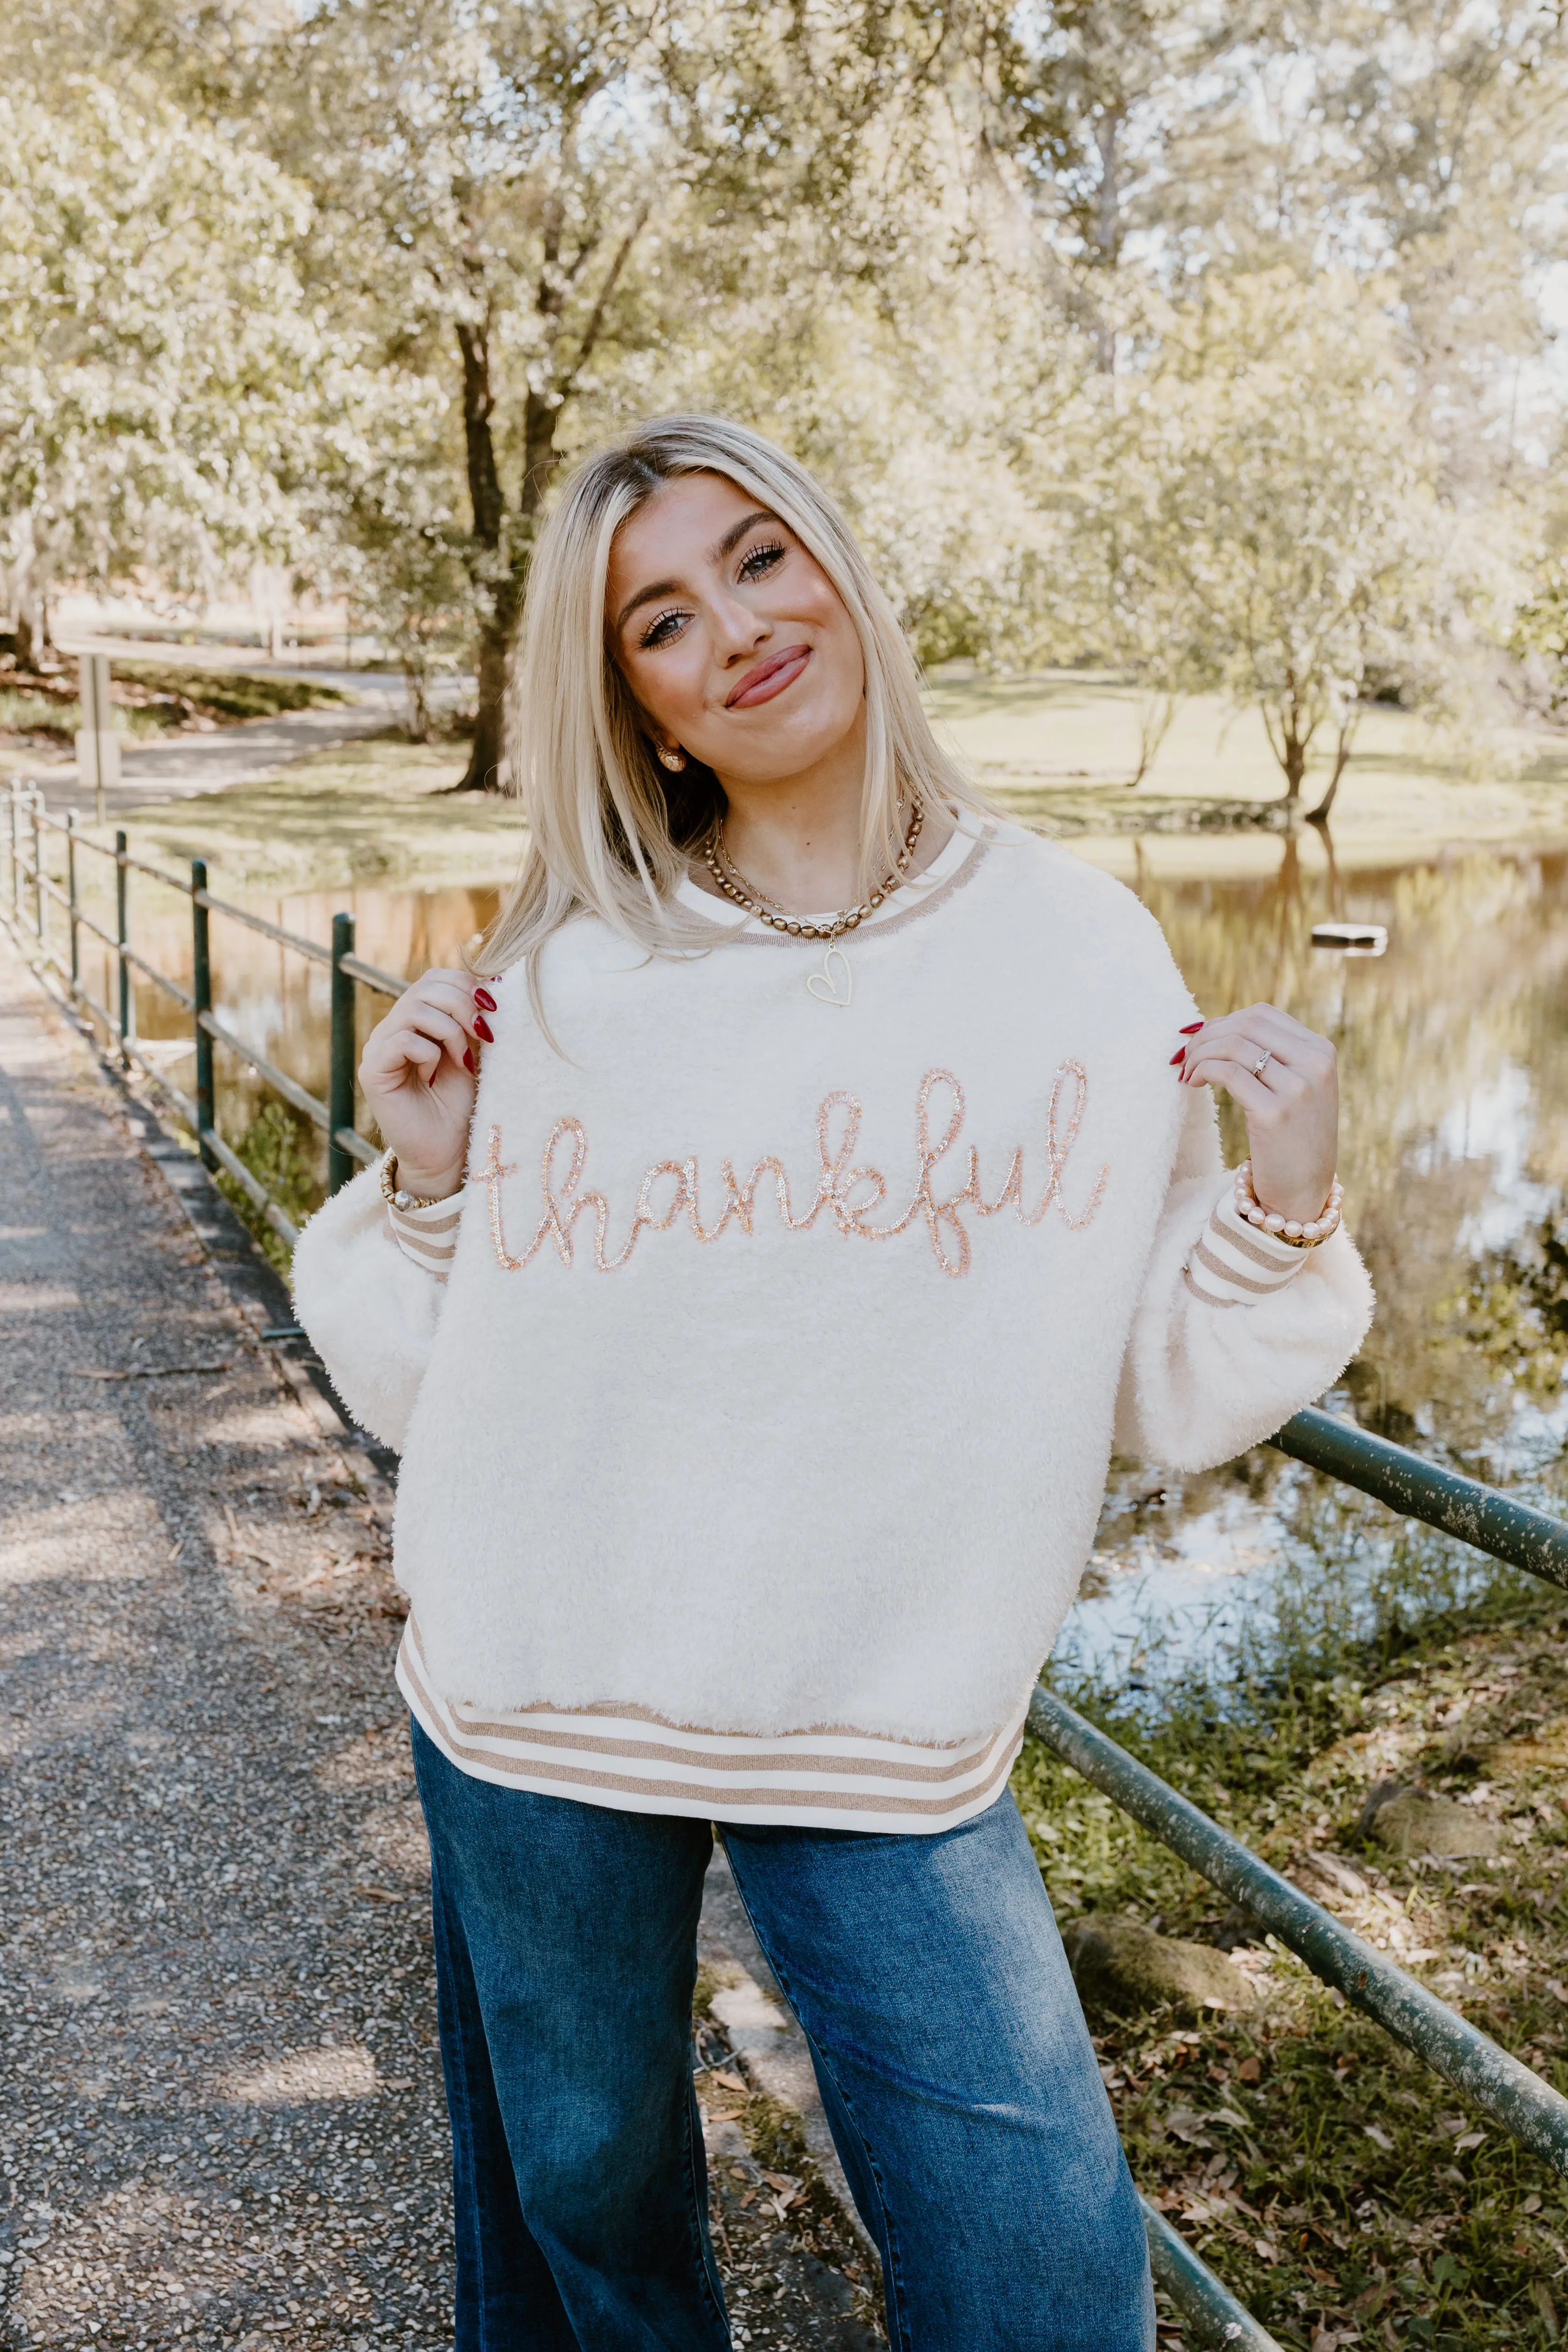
[0,934,450,2352]
[0,939,881,2352]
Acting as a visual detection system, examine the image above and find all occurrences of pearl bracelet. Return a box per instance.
[1234,1159,1343,1248]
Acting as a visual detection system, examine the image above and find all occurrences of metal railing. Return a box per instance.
[3,781,402,1243]
[8,777,1568,2344]
[1276,1403,1568,1589]
[1028,1418,1568,2344]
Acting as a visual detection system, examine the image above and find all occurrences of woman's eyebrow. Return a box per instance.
[712,508,777,560]
[612,511,779,638]
[614,577,680,636]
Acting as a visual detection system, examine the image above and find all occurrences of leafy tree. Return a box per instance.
[1082,270,1515,812]
[0,77,364,667]
[270,0,669,786]
[268,0,986,786]
[7,0,1567,776]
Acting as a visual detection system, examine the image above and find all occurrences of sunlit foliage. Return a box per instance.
[3,0,1567,787]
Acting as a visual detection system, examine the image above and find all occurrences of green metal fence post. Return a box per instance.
[1142,2198,1281,2348]
[65,811,79,993]
[328,911,357,1195]
[114,829,131,1065]
[1029,1686,1568,2175]
[191,859,215,1168]
[1273,1406,1568,1590]
[30,791,44,945]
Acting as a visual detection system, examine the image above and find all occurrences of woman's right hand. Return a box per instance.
[358,968,495,1200]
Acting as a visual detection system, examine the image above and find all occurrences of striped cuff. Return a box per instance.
[385,1187,462,1281]
[1181,1190,1314,1310]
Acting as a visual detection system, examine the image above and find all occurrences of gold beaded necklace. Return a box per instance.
[702,798,924,943]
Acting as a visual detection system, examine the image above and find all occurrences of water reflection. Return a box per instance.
[1066,830,1568,1689]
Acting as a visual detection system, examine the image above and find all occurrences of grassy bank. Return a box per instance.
[925,673,1568,857]
[1015,1490,1568,2349]
[88,675,1568,900]
[112,736,517,893]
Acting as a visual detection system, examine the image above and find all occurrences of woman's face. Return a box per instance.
[606,470,866,789]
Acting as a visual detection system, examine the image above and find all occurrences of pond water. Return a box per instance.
[68,828,1568,1697]
[68,869,502,1145]
[1067,830,1568,1696]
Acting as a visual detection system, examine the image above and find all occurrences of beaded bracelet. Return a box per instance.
[379,1153,457,1213]
[1234,1159,1343,1248]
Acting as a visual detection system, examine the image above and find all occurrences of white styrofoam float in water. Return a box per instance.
[1310,921,1388,957]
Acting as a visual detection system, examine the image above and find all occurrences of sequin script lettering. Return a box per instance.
[471,1064,1109,1280]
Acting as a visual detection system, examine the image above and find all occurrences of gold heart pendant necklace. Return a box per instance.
[806,946,853,1009]
[701,801,923,1016]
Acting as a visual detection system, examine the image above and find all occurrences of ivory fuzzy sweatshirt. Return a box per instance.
[293,825,1373,1818]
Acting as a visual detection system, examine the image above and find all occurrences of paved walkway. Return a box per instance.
[0,940,879,2352]
[22,695,405,820]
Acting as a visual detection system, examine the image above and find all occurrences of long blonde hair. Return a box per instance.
[480,413,987,989]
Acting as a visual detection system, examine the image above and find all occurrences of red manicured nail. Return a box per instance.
[474,987,497,1011]
[1169,1049,1186,1065]
[463,1047,475,1073]
[1179,1020,1203,1034]
[472,1013,494,1043]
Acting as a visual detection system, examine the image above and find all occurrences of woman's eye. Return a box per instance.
[739,540,786,582]
[639,607,687,650]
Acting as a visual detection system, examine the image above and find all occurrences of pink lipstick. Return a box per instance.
[726,644,811,709]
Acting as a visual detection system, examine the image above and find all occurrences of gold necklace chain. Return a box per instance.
[703,800,924,941]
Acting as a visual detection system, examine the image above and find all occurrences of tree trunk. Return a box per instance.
[457,386,563,792]
[401,656,432,744]
[1091,114,1122,374]
[1280,732,1306,804]
[454,316,516,794]
[462,613,519,792]
[1126,689,1174,786]
[451,205,645,792]
[15,572,48,673]
[453,326,564,792]
[1306,718,1357,827]
[1259,691,1311,808]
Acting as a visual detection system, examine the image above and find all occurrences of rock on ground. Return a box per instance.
[1358,1783,1503,1859]
[1062,1915,1255,2017]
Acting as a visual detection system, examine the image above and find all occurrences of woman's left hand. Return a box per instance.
[1176,1004,1339,1225]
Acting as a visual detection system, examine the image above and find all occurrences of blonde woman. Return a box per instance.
[294,415,1371,2351]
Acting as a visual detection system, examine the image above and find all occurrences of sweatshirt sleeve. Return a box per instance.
[291,1159,451,1452]
[1113,1084,1375,1473]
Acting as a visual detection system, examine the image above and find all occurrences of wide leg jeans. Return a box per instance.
[410,1718,1154,2352]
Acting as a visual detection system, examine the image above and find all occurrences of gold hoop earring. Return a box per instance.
[656,745,688,772]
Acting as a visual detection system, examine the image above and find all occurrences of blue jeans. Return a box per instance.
[411,1720,1153,2351]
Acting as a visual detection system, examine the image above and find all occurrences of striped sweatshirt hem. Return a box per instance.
[397,1616,1027,1832]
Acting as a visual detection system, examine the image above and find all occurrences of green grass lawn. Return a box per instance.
[925,671,1568,852]
[82,672,1568,898]
[110,734,520,892]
